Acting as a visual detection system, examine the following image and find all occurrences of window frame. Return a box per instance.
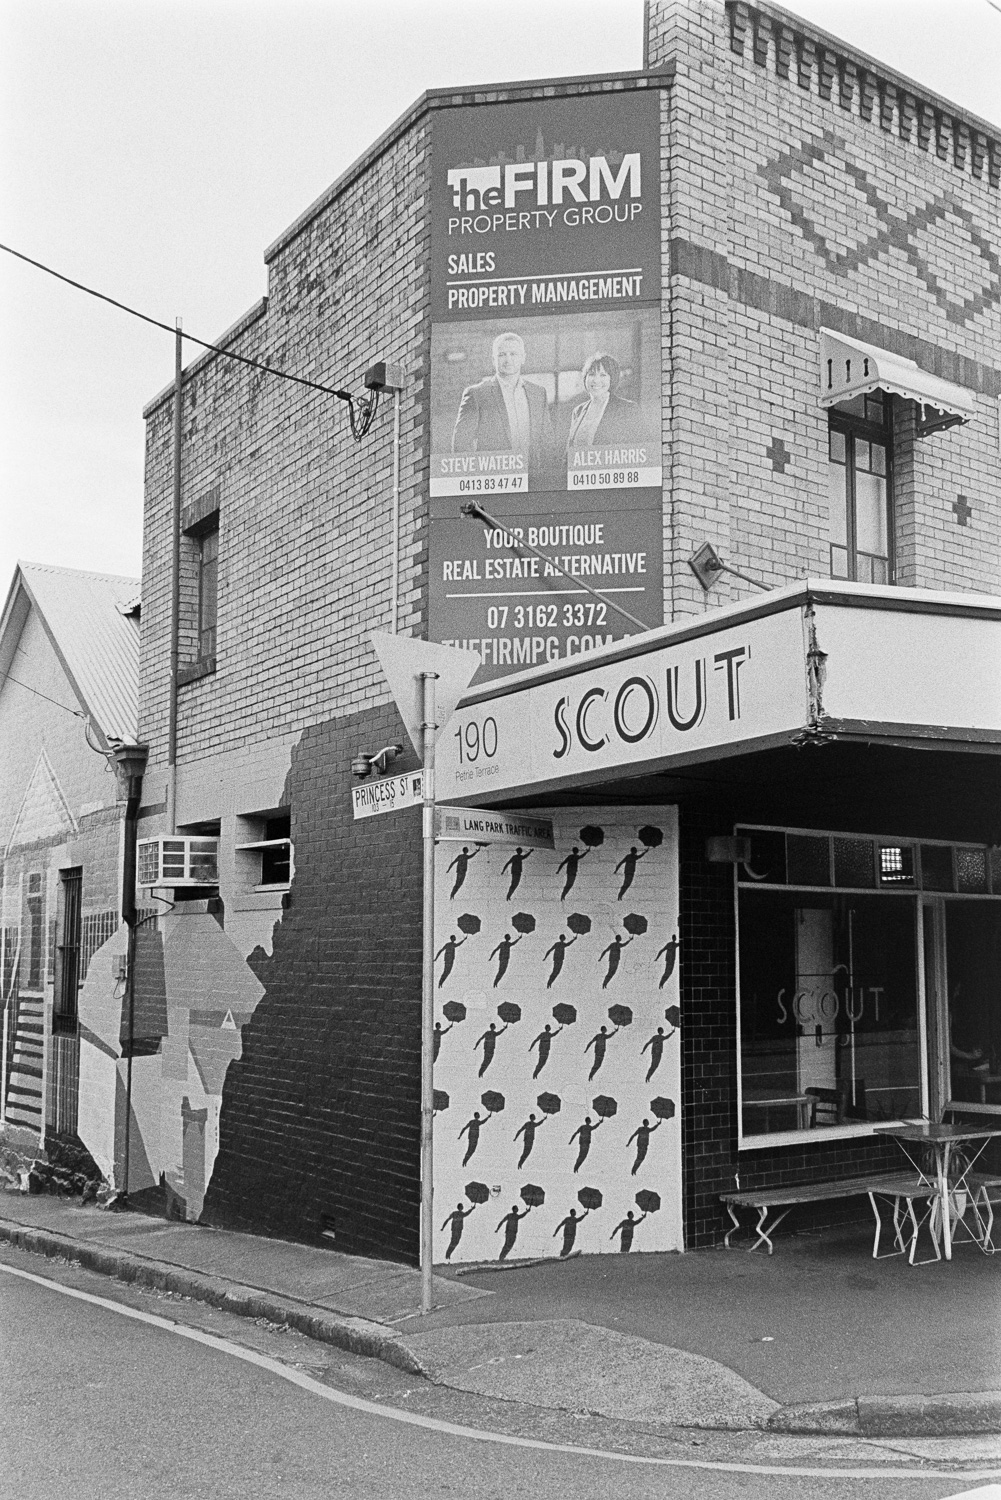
[53,867,82,1035]
[178,491,220,686]
[827,392,895,585]
[235,810,293,897]
[197,525,218,663]
[24,872,45,994]
[734,823,1001,1151]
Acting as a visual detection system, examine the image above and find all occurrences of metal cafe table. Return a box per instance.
[874,1121,1001,1260]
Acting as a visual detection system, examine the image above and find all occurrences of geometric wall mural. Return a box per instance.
[432,805,681,1263]
[77,906,270,1220]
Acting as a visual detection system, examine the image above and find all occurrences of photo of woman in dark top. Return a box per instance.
[566,353,642,453]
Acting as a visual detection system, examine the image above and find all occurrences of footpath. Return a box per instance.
[2,1190,999,1439]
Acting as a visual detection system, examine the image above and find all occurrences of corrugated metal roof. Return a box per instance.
[16,562,140,742]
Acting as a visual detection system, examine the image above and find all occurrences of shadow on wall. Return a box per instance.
[200,703,425,1262]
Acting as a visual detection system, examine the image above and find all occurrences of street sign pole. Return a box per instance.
[419,670,438,1316]
[368,631,480,1315]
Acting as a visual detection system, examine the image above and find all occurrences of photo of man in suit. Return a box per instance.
[451,331,555,476]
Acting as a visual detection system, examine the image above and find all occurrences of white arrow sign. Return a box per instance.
[370,633,481,755]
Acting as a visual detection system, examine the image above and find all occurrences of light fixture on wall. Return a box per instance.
[705,836,752,864]
[350,743,403,779]
[688,542,769,594]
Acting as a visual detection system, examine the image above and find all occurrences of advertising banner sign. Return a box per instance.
[429,90,663,683]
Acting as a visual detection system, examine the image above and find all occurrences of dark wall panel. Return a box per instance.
[202,701,424,1262]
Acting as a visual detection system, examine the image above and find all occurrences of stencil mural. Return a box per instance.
[432,806,681,1263]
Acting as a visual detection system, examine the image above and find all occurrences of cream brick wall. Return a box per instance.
[139,5,1001,777]
[140,116,432,797]
[648,0,1001,612]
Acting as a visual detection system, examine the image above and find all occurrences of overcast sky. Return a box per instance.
[1,0,998,597]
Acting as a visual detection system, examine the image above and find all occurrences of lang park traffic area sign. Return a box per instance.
[352,770,425,821]
[435,806,554,848]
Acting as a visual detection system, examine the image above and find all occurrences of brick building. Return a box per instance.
[128,0,1000,1262]
[0,564,139,1174]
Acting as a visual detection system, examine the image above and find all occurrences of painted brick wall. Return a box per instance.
[648,0,1001,613]
[200,701,423,1259]
[135,10,1000,1253]
[431,807,682,1264]
[135,104,437,1244]
[136,73,679,1253]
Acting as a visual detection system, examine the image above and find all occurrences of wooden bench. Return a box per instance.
[720,1173,939,1261]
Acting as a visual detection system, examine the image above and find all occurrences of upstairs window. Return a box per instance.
[827,392,892,584]
[198,526,218,661]
[179,484,220,684]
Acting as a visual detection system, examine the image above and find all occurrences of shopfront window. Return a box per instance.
[945,903,1001,1111]
[739,889,920,1137]
[735,826,1001,1144]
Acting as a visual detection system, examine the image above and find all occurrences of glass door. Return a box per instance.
[943,901,1001,1115]
[922,899,948,1121]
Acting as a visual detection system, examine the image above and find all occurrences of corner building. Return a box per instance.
[133,0,1001,1262]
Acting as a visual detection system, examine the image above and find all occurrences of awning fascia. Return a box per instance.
[819,329,976,435]
[438,582,1001,808]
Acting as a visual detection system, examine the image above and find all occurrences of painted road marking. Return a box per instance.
[1,1260,998,1484]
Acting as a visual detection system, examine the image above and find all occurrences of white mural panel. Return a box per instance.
[432,805,681,1263]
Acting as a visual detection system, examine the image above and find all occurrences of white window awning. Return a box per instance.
[819,328,975,435]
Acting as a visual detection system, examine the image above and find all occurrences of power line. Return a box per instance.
[0,241,380,440]
[1,674,86,718]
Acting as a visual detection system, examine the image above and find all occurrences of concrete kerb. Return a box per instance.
[0,1217,429,1380]
[4,1214,999,1438]
[767,1393,1001,1439]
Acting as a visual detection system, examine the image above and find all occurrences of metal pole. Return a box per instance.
[391,388,400,634]
[166,319,183,832]
[118,753,145,1201]
[419,670,439,1314]
[121,922,136,1199]
[718,561,770,593]
[0,921,6,1127]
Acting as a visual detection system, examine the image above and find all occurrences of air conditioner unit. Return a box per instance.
[137,837,219,888]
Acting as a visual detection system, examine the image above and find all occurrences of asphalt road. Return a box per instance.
[0,1249,997,1500]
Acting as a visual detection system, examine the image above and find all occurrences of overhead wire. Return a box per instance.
[0,674,86,719]
[0,241,380,440]
[1,674,115,767]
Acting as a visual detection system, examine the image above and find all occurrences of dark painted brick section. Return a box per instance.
[201,700,424,1263]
